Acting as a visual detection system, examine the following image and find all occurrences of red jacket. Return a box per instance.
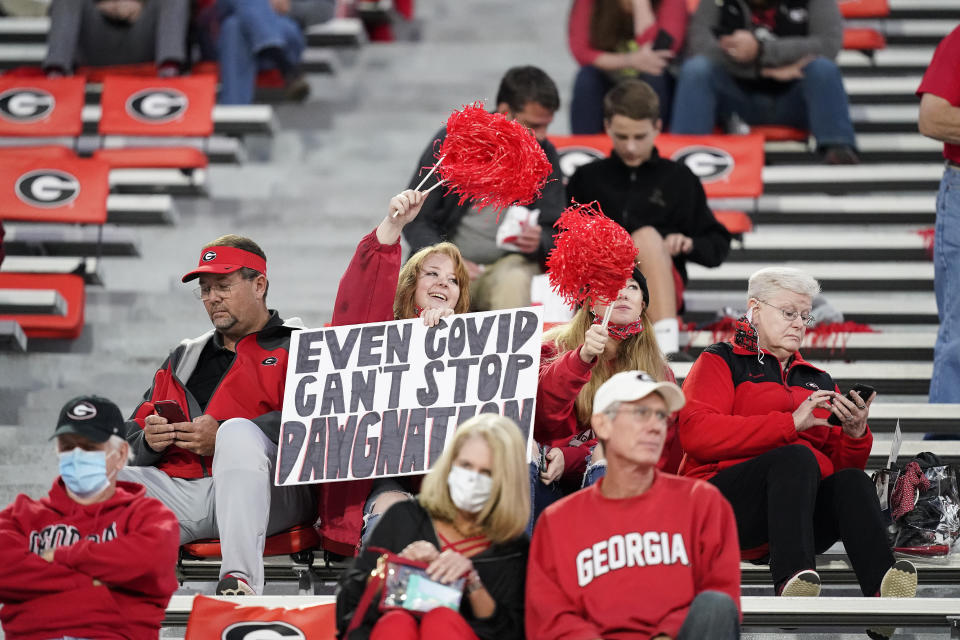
[535,341,682,482]
[322,229,402,554]
[126,310,304,479]
[568,0,688,66]
[526,473,741,640]
[0,480,179,640]
[677,342,872,482]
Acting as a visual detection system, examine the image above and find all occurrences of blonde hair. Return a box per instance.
[543,305,667,426]
[394,243,471,320]
[419,414,530,543]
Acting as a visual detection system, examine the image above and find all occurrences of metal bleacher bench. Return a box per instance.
[81,104,277,137]
[160,595,960,635]
[0,256,100,285]
[0,319,27,351]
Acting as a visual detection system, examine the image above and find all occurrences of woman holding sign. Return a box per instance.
[532,267,681,522]
[324,189,474,554]
[335,413,529,640]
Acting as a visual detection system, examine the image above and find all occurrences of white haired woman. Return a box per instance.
[677,267,916,636]
[335,414,530,640]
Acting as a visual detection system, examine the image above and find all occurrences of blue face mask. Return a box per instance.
[59,448,109,498]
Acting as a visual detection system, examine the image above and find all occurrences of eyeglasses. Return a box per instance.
[193,280,244,300]
[757,300,815,327]
[612,405,670,424]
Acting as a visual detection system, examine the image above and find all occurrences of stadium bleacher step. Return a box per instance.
[683,330,935,362]
[762,162,942,193]
[685,265,933,294]
[82,105,277,136]
[868,402,960,433]
[108,167,207,196]
[726,227,930,261]
[845,75,922,105]
[0,320,27,352]
[0,256,101,285]
[0,288,66,316]
[106,194,177,225]
[764,133,941,164]
[888,0,960,20]
[846,18,955,47]
[1,224,139,257]
[838,46,934,75]
[711,193,937,225]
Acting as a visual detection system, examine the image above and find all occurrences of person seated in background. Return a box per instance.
[670,0,860,164]
[43,0,189,76]
[118,235,317,596]
[402,66,564,312]
[526,371,741,640]
[677,266,916,640]
[566,79,731,354]
[531,268,681,529]
[336,414,529,640]
[568,0,687,134]
[215,0,335,104]
[0,395,180,640]
[326,189,472,548]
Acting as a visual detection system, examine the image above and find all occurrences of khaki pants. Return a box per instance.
[470,253,542,311]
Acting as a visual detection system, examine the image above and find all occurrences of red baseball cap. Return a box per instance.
[181,245,267,283]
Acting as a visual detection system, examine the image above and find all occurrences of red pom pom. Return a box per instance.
[546,201,638,307]
[435,102,553,213]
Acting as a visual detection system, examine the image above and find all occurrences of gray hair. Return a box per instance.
[747,267,821,303]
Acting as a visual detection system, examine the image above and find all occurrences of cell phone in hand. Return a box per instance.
[652,29,675,51]
[827,383,876,426]
[154,400,187,424]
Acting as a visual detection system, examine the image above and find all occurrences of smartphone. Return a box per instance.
[652,29,675,51]
[154,400,187,424]
[827,383,876,426]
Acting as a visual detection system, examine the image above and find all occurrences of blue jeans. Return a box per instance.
[216,0,305,104]
[570,65,674,134]
[930,164,960,403]
[527,461,563,535]
[670,55,856,148]
[677,591,740,640]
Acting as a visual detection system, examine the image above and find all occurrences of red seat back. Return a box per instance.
[99,75,217,137]
[0,273,85,339]
[0,77,85,137]
[838,0,890,18]
[0,150,109,224]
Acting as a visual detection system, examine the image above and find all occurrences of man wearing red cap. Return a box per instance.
[118,234,316,596]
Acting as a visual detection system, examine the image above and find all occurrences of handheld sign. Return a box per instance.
[276,307,542,486]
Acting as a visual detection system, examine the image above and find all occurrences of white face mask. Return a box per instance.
[447,465,493,514]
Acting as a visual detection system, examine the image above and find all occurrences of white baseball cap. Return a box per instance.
[593,370,686,415]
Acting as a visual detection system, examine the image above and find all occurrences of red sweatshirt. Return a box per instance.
[320,228,402,554]
[535,341,682,482]
[677,342,872,482]
[526,473,741,640]
[568,0,687,66]
[0,480,179,640]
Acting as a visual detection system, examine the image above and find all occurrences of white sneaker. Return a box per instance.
[779,569,822,597]
[866,560,918,640]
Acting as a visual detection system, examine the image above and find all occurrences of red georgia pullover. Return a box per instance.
[0,479,180,640]
[526,473,741,640]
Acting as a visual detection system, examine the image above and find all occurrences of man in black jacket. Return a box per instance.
[670,0,859,164]
[403,66,565,311]
[567,79,731,353]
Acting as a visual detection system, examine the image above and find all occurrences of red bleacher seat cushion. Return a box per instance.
[0,76,85,137]
[99,75,217,137]
[713,210,753,235]
[0,151,110,224]
[843,27,887,51]
[181,523,322,559]
[93,146,208,170]
[750,125,809,142]
[0,273,84,339]
[838,0,890,18]
[185,595,336,640]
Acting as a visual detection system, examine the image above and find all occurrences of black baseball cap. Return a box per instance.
[51,395,124,443]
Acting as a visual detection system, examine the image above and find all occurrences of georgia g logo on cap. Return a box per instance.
[203,250,217,262]
[0,88,55,123]
[221,622,306,640]
[67,401,97,420]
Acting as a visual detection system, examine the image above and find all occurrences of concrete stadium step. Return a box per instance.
[838,46,934,76]
[0,256,101,284]
[82,105,277,136]
[712,193,936,226]
[106,194,177,225]
[869,403,960,434]
[845,75,922,105]
[2,224,139,257]
[762,163,942,193]
[0,288,66,316]
[764,133,942,164]
[750,191,932,224]
[872,438,960,464]
[727,228,930,261]
[684,330,935,362]
[671,361,932,396]
[0,16,367,48]
[109,168,207,196]
[685,263,933,294]
[0,320,27,352]
[850,104,928,134]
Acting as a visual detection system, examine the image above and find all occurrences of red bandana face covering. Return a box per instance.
[414,305,424,317]
[593,314,644,341]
